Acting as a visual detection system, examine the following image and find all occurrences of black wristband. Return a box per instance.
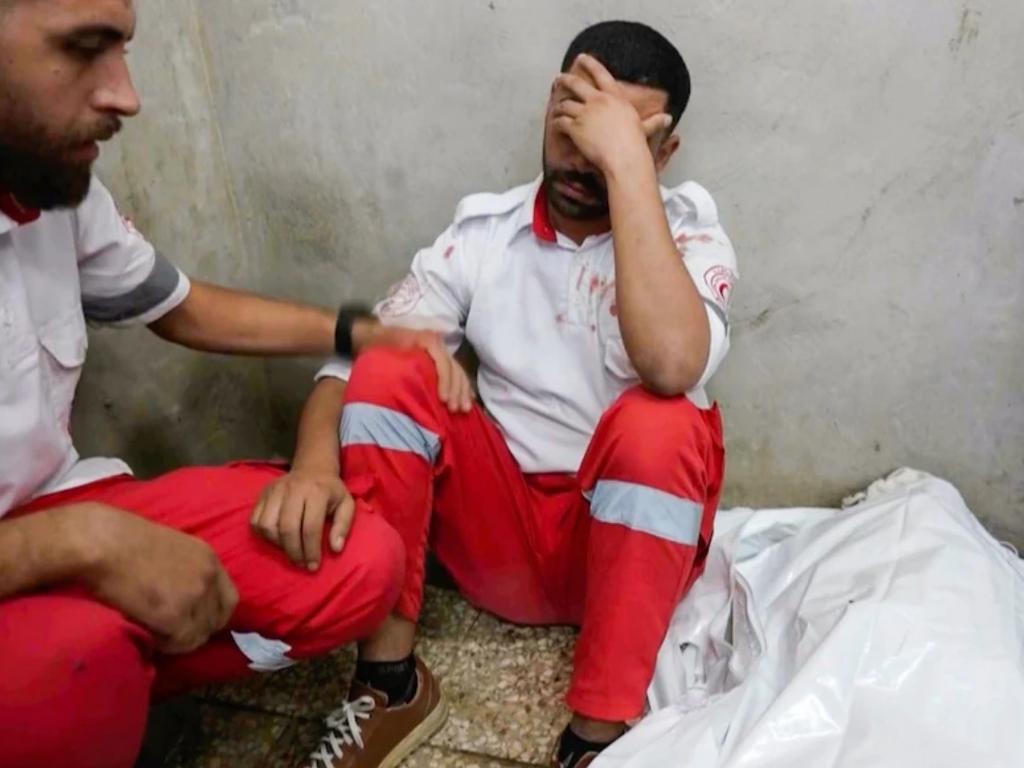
[334,303,373,358]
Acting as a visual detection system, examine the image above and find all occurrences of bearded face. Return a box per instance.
[0,0,138,209]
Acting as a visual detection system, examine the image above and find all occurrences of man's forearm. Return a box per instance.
[150,280,337,356]
[0,505,98,600]
[606,155,710,395]
[292,377,348,473]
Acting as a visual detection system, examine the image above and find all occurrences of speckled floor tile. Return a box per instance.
[429,611,576,764]
[418,585,481,640]
[260,718,321,768]
[201,644,358,717]
[203,587,475,719]
[163,702,290,768]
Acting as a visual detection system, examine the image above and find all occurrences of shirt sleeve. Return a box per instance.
[74,178,191,326]
[316,222,473,382]
[673,222,739,389]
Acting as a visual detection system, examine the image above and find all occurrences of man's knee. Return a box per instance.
[0,595,153,767]
[345,347,436,406]
[601,387,710,459]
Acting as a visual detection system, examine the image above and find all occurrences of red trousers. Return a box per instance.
[0,463,404,768]
[341,349,725,721]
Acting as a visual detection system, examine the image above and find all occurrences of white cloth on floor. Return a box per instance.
[596,469,1024,768]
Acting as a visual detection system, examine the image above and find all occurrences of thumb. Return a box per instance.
[642,112,672,138]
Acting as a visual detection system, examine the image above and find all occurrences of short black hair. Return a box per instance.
[561,21,691,129]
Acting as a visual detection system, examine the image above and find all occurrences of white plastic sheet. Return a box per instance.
[596,469,1024,768]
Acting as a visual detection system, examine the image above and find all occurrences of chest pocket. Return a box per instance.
[0,303,36,371]
[36,307,88,432]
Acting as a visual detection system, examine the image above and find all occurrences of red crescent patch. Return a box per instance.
[704,265,735,308]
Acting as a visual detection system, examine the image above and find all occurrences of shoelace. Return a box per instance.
[306,696,377,767]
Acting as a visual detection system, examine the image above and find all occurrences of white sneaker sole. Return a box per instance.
[378,689,450,768]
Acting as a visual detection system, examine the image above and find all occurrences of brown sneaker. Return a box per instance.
[305,657,447,768]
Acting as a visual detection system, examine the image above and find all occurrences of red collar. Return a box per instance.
[532,183,557,243]
[0,190,41,226]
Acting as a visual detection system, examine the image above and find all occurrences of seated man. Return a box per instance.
[261,20,738,768]
[0,3,456,766]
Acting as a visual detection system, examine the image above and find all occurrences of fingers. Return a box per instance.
[200,587,224,640]
[300,488,329,571]
[453,365,474,412]
[442,352,474,412]
[215,566,239,629]
[552,98,584,120]
[575,53,618,91]
[450,365,467,413]
[250,495,264,529]
[161,583,226,656]
[452,369,467,413]
[251,475,348,570]
[251,481,285,546]
[555,72,600,103]
[553,115,576,137]
[424,339,450,401]
[278,489,307,567]
[412,333,473,412]
[159,626,204,655]
[423,340,460,411]
[328,492,356,553]
[161,607,218,655]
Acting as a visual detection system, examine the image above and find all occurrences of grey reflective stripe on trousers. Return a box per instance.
[82,251,183,323]
[340,403,441,463]
[586,479,703,546]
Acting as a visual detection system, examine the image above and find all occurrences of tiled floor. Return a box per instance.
[165,586,574,767]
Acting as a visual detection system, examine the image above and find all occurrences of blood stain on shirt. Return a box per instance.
[443,245,455,259]
[675,232,714,257]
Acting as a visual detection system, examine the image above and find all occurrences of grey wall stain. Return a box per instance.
[949,6,982,53]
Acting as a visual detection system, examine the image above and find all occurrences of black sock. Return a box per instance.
[354,654,418,707]
[556,724,617,766]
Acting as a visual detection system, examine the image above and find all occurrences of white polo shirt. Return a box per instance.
[0,178,191,517]
[319,176,738,474]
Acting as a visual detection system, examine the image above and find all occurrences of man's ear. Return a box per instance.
[654,132,681,174]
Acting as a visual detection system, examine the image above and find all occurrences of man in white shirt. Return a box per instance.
[258,21,738,768]
[0,3,456,766]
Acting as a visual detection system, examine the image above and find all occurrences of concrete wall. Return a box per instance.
[74,2,275,468]
[80,0,1024,541]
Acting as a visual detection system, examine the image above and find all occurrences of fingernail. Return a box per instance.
[308,562,319,572]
